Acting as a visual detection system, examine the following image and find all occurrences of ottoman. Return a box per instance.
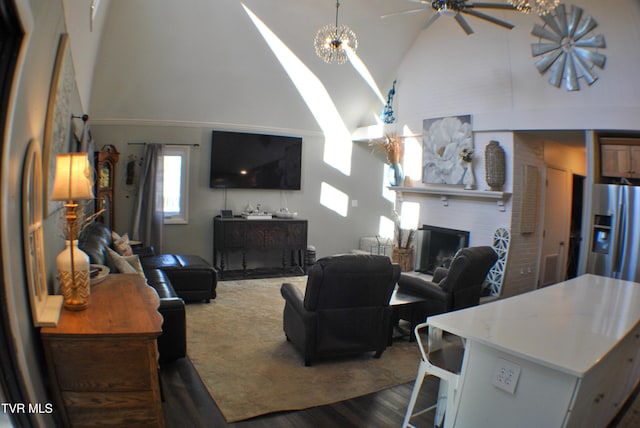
[141,254,218,302]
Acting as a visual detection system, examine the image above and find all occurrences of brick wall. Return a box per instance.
[502,136,545,297]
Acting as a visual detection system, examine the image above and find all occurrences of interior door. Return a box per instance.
[539,167,571,287]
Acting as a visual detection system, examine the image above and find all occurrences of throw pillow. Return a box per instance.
[112,231,133,256]
[106,247,146,279]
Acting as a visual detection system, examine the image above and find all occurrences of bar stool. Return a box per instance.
[402,322,465,428]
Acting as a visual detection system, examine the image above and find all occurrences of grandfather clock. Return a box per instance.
[96,145,119,231]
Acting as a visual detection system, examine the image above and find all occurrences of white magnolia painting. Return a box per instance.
[422,115,474,186]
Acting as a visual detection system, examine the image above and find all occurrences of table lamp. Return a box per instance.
[51,153,94,310]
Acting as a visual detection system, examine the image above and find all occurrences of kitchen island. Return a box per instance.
[427,274,640,427]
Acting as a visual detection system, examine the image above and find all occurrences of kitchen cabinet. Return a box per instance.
[600,138,640,179]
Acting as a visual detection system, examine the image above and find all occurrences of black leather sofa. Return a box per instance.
[79,222,218,362]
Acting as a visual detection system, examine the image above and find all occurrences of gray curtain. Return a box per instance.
[132,144,164,252]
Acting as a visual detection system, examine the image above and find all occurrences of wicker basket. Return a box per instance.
[485,140,506,191]
[392,247,414,272]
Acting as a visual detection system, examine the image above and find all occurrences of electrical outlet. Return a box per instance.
[492,358,521,394]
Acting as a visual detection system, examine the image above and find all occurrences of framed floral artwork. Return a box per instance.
[43,33,76,217]
[422,114,474,186]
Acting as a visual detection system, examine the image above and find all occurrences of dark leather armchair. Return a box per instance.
[281,254,401,366]
[396,246,498,335]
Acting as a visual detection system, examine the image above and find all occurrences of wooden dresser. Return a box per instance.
[41,274,165,427]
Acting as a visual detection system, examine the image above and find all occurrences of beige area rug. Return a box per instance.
[185,276,421,423]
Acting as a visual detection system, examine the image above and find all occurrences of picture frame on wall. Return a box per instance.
[422,114,474,186]
[22,139,63,326]
[42,33,76,217]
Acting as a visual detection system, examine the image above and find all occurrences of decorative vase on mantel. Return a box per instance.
[56,240,90,310]
[388,163,404,187]
[462,163,476,190]
[485,140,506,191]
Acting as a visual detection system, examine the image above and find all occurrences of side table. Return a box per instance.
[389,287,428,342]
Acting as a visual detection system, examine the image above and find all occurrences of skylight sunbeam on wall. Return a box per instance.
[345,48,385,104]
[402,125,422,182]
[320,182,349,217]
[242,4,352,176]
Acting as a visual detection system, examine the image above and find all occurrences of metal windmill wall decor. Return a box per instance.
[530,3,606,91]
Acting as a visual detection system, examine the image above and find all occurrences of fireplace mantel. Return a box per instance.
[389,185,511,211]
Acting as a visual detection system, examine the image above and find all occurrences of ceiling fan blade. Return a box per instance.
[381,8,426,19]
[454,13,474,35]
[463,10,514,30]
[465,2,518,10]
[422,13,441,31]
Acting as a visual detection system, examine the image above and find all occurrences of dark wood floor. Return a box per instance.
[161,357,640,428]
[161,357,436,427]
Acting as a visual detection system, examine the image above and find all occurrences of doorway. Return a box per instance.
[566,174,585,279]
[539,166,572,287]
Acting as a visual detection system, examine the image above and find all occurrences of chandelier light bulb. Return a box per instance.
[314,24,357,64]
[508,0,559,15]
[314,1,357,64]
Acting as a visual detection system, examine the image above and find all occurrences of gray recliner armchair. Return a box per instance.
[396,246,498,337]
[281,254,401,366]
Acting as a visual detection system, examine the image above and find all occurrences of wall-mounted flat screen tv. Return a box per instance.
[210,130,302,190]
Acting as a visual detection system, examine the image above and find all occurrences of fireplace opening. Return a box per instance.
[415,225,470,275]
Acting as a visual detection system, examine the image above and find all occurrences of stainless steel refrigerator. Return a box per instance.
[587,184,640,282]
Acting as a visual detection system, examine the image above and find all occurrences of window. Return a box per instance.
[163,145,190,224]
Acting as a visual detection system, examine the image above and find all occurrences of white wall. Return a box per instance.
[391,0,640,133]
[62,0,111,112]
[90,123,397,263]
[88,0,422,132]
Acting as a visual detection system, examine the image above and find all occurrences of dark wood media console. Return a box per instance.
[213,217,308,279]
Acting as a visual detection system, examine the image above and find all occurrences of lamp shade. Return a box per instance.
[51,153,94,201]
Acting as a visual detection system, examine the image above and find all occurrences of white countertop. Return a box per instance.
[428,274,640,377]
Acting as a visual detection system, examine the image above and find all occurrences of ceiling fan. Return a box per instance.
[382,0,518,35]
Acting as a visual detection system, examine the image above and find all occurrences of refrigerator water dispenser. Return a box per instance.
[592,215,612,254]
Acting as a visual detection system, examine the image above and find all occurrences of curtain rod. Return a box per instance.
[128,142,200,147]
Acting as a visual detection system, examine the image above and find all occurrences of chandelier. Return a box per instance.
[314,1,358,64]
[508,0,559,15]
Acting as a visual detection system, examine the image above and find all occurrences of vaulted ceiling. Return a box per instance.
[88,0,450,131]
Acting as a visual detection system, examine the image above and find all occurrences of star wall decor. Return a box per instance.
[530,3,606,91]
